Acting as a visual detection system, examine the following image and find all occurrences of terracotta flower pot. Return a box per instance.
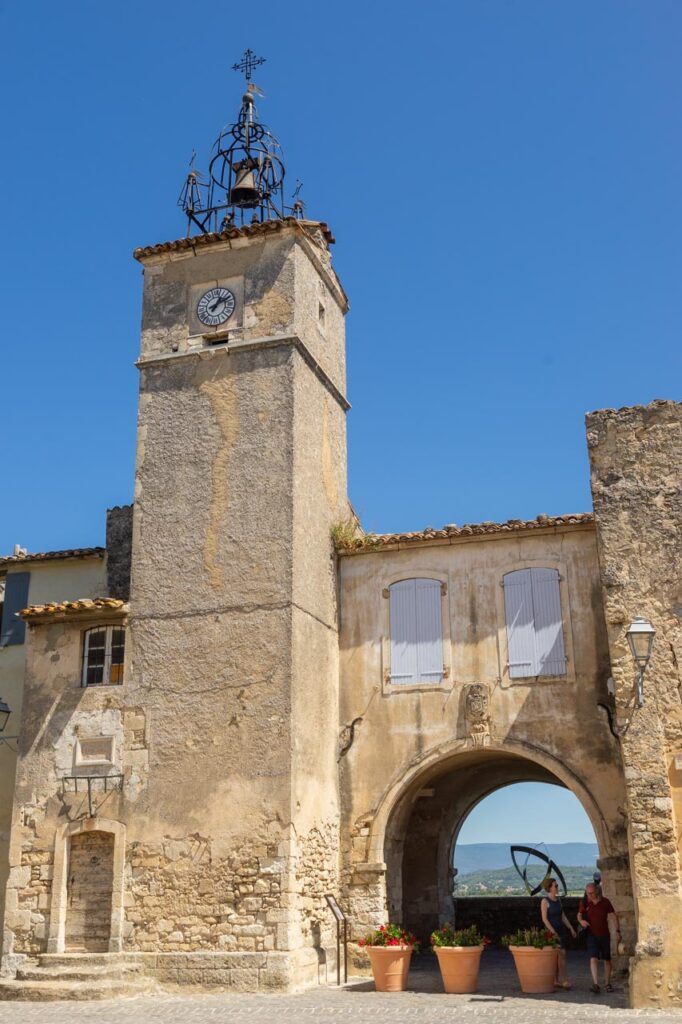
[435,944,484,994]
[509,945,558,994]
[367,945,413,991]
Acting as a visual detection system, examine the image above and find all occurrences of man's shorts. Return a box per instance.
[586,933,611,961]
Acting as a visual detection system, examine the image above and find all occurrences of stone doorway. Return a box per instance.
[65,830,115,951]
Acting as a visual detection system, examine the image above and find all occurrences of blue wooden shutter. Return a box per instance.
[530,568,566,677]
[503,569,536,677]
[415,579,443,682]
[0,571,30,647]
[389,580,418,683]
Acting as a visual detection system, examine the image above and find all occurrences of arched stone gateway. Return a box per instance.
[384,745,630,940]
[341,740,632,951]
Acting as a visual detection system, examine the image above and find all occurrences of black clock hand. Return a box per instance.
[209,297,225,313]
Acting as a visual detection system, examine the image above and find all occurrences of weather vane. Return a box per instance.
[232,48,266,82]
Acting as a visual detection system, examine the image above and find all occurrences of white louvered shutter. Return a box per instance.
[530,568,566,677]
[503,569,537,678]
[389,580,419,683]
[415,578,443,682]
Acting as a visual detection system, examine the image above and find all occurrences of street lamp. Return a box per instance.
[0,697,19,749]
[625,618,656,708]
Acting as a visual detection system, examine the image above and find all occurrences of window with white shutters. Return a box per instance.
[503,568,566,678]
[389,578,444,684]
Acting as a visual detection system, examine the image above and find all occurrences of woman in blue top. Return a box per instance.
[541,878,577,989]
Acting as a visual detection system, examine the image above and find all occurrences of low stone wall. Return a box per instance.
[454,896,581,944]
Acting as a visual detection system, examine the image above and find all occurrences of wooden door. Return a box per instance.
[65,831,114,951]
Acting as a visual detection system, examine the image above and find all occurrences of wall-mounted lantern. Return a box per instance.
[625,618,656,708]
[0,697,10,733]
[0,697,18,749]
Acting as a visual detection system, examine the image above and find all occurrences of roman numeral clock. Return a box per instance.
[196,286,236,327]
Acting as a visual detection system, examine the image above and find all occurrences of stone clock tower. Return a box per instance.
[126,70,349,988]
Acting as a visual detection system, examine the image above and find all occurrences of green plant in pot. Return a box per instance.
[501,928,560,994]
[430,924,490,994]
[359,924,420,992]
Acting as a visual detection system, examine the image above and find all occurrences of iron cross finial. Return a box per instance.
[232,49,266,82]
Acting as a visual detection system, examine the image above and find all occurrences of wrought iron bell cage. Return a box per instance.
[209,91,285,219]
[178,54,298,236]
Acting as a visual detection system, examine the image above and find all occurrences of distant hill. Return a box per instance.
[455,843,598,876]
[455,864,596,896]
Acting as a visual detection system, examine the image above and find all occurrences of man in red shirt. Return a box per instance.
[577,882,621,993]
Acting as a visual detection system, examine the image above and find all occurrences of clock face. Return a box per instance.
[196,286,236,327]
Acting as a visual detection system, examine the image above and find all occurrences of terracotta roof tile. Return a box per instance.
[0,547,105,569]
[133,217,335,261]
[19,598,126,621]
[336,513,594,554]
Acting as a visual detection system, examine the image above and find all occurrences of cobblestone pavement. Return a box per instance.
[1,953,680,1023]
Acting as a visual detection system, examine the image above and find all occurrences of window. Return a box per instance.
[82,626,125,686]
[389,578,444,684]
[0,571,30,647]
[503,568,566,678]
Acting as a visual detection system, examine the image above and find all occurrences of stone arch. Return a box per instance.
[355,738,629,938]
[369,738,610,860]
[47,818,126,954]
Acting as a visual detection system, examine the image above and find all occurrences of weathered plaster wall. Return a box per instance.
[120,226,347,986]
[587,398,682,1007]
[138,224,346,366]
[338,525,633,954]
[0,558,105,960]
[290,353,348,952]
[129,343,299,961]
[292,237,347,394]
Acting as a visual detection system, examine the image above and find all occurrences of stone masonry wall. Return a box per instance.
[295,823,339,952]
[105,505,133,601]
[5,847,53,956]
[587,398,682,1007]
[125,837,285,953]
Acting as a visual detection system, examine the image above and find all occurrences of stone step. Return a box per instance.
[0,976,159,1001]
[37,953,140,969]
[17,962,144,983]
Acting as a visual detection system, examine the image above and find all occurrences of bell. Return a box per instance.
[230,163,259,208]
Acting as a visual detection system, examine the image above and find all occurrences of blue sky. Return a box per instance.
[457,783,596,845]
[1,1,679,553]
[1,1,678,843]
